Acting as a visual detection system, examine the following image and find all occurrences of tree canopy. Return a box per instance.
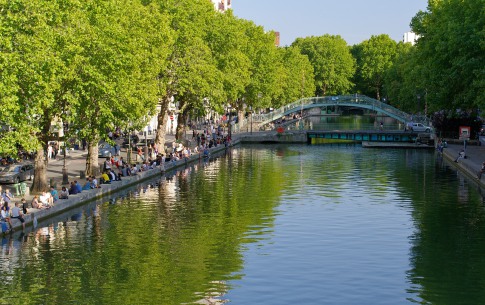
[292,35,355,96]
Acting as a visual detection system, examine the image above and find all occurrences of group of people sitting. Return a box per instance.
[0,186,27,232]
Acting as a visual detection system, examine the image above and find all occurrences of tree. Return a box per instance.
[410,0,485,111]
[353,34,397,101]
[207,11,252,121]
[156,0,222,148]
[240,22,282,114]
[67,0,172,175]
[276,46,315,107]
[292,35,355,96]
[382,42,418,112]
[0,0,83,192]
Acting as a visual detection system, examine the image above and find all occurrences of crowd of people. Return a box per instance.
[0,123,231,233]
[0,186,26,232]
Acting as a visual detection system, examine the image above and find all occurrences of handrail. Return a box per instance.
[253,95,428,127]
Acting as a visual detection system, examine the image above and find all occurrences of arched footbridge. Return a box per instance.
[252,95,415,127]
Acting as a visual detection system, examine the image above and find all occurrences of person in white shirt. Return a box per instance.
[10,202,25,230]
[39,191,53,208]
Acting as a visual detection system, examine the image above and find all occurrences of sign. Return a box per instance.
[459,126,470,140]
[170,115,174,121]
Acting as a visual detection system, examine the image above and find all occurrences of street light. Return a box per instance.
[417,94,421,114]
[127,122,133,163]
[62,143,69,185]
[227,104,232,139]
[249,105,253,134]
[60,114,69,185]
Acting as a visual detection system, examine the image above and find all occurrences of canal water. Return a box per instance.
[1,144,485,305]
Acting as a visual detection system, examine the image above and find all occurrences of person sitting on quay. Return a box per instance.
[39,191,53,208]
[91,176,101,188]
[116,157,125,168]
[2,188,13,205]
[75,180,83,193]
[10,202,25,231]
[21,198,28,214]
[103,158,112,172]
[31,195,41,209]
[69,181,79,195]
[1,202,12,230]
[130,164,138,175]
[101,171,111,184]
[203,146,210,159]
[50,186,59,202]
[82,179,93,191]
[59,187,69,199]
[120,165,129,177]
[478,161,485,180]
[454,149,466,163]
[108,169,119,181]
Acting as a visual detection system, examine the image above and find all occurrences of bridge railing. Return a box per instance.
[252,95,422,126]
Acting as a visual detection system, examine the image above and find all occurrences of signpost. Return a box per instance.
[459,126,470,152]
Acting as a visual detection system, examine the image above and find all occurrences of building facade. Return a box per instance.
[211,0,231,12]
[403,32,419,45]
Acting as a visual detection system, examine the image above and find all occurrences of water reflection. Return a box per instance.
[0,145,484,304]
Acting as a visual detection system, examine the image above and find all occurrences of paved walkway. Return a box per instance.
[5,131,238,231]
[441,143,485,186]
[3,133,485,232]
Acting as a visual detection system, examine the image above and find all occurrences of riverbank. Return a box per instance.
[6,135,242,232]
[5,131,485,232]
[441,142,485,187]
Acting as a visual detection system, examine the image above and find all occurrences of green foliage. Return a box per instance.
[292,35,355,96]
[382,0,485,115]
[411,0,485,112]
[276,46,315,106]
[353,34,398,101]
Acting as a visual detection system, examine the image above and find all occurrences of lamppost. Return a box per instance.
[60,114,69,185]
[62,142,69,185]
[249,105,253,134]
[144,117,149,161]
[127,122,133,163]
[228,104,232,139]
[417,94,421,115]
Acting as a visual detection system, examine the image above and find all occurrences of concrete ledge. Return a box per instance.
[8,140,239,231]
[442,147,485,187]
[240,131,307,143]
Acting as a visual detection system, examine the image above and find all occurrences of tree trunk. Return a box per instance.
[31,147,48,194]
[32,116,51,193]
[85,138,100,177]
[238,109,244,132]
[155,96,170,155]
[176,111,187,144]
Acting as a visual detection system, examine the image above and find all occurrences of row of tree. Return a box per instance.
[295,0,483,118]
[0,0,482,192]
[0,0,316,192]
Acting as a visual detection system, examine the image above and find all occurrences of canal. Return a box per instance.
[1,144,485,304]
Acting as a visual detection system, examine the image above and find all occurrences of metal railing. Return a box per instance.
[252,95,428,127]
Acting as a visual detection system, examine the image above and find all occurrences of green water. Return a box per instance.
[1,145,484,305]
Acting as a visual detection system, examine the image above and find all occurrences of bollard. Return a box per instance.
[50,178,57,189]
[20,182,27,196]
[14,183,20,196]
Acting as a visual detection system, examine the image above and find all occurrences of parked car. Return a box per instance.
[98,142,117,158]
[0,163,34,184]
[406,122,432,133]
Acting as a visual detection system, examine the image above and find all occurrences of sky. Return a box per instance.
[232,0,429,46]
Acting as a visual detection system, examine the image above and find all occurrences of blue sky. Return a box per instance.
[232,0,428,46]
